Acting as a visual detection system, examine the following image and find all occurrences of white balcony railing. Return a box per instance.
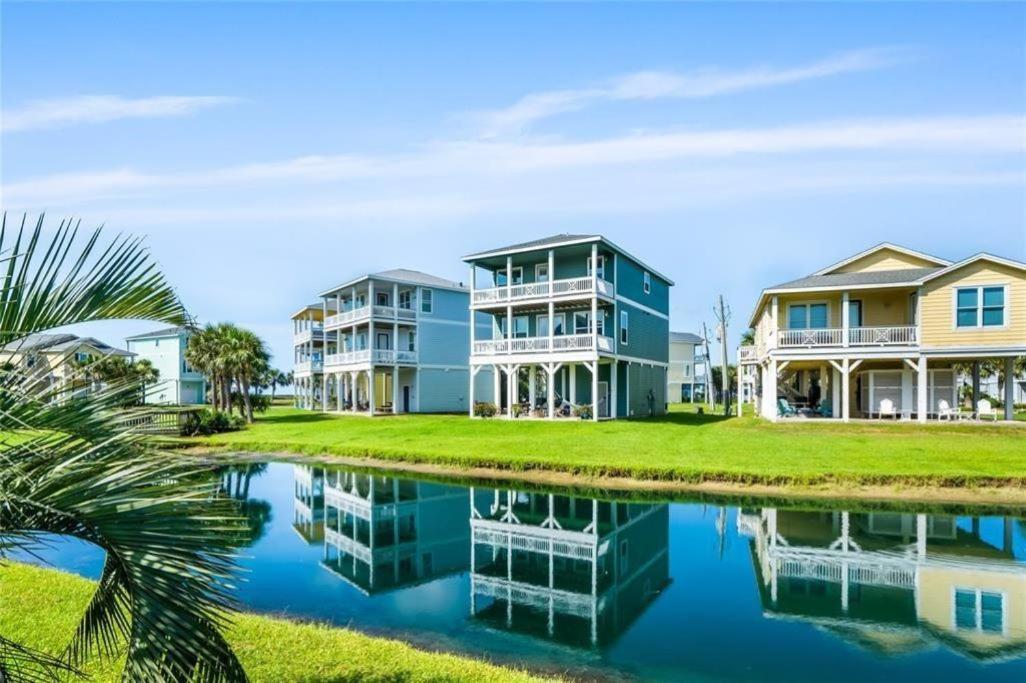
[295,360,323,374]
[325,349,418,367]
[848,326,917,346]
[294,326,324,344]
[776,326,918,348]
[472,277,612,306]
[473,334,615,355]
[738,345,758,363]
[325,305,418,328]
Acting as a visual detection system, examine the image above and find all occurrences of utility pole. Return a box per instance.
[714,295,731,416]
[701,322,714,410]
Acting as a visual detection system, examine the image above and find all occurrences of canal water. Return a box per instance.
[19,461,1026,682]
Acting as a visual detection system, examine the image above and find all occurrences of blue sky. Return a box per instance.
[2,2,1024,366]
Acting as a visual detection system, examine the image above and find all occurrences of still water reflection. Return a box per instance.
[23,462,1026,681]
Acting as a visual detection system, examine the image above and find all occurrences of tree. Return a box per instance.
[740,328,755,346]
[74,355,160,405]
[267,369,290,400]
[186,323,270,423]
[0,214,247,681]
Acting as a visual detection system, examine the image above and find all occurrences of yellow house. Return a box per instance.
[0,333,134,399]
[739,243,1026,421]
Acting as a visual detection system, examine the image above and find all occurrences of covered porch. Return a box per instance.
[470,359,618,421]
[322,366,419,416]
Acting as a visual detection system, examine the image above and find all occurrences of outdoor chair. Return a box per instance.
[777,398,797,417]
[816,399,832,418]
[878,398,896,419]
[937,399,957,421]
[977,399,998,422]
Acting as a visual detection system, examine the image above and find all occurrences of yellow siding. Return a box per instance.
[775,292,843,328]
[919,261,1026,348]
[848,288,917,326]
[833,248,943,274]
[918,566,1026,652]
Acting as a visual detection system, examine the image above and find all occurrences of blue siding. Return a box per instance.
[625,364,667,417]
[417,287,471,366]
[615,255,670,315]
[615,301,669,363]
[418,368,469,412]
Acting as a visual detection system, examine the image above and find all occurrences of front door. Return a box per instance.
[598,381,610,418]
[403,385,411,413]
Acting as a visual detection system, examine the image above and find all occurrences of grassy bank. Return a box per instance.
[193,404,1026,487]
[0,562,549,682]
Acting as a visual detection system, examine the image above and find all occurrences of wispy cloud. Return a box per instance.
[1,95,240,133]
[472,47,915,137]
[4,114,1021,205]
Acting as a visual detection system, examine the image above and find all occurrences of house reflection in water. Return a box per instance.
[292,465,325,544]
[739,508,1026,662]
[319,468,471,593]
[469,488,670,648]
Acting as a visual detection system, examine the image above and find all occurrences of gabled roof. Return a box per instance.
[125,325,198,341]
[917,252,1026,283]
[1,333,131,357]
[768,268,941,292]
[812,242,951,276]
[670,331,703,344]
[320,268,466,297]
[290,301,338,320]
[462,233,675,286]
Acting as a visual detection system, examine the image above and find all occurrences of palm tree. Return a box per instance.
[0,214,247,682]
[266,368,289,401]
[76,355,160,405]
[186,323,269,422]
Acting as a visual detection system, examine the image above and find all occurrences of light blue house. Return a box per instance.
[311,269,480,414]
[464,234,673,420]
[125,326,207,405]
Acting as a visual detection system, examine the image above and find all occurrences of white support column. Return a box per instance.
[972,361,981,411]
[546,364,556,419]
[547,299,554,352]
[1005,356,1016,421]
[468,264,476,355]
[507,365,516,418]
[842,291,850,348]
[351,372,358,413]
[337,373,344,412]
[831,367,841,418]
[528,365,536,410]
[917,356,928,423]
[765,359,778,420]
[590,361,599,422]
[392,365,399,414]
[770,296,779,350]
[415,367,421,412]
[570,364,577,405]
[736,359,743,417]
[469,366,476,417]
[321,374,328,412]
[368,369,376,416]
[842,358,851,422]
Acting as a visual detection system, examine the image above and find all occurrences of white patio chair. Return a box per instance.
[937,399,956,421]
[977,399,998,422]
[878,398,896,419]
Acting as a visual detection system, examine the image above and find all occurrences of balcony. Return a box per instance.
[472,276,613,307]
[738,346,758,363]
[295,360,323,375]
[325,305,417,329]
[325,349,418,367]
[294,325,324,344]
[473,333,615,356]
[776,326,917,349]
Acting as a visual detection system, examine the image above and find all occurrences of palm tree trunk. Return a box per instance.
[242,376,254,423]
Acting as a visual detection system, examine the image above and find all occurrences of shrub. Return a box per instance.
[573,404,593,420]
[511,404,525,418]
[188,408,244,435]
[473,401,497,418]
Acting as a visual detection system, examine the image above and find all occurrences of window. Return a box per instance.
[535,263,549,282]
[75,351,91,363]
[538,313,565,337]
[420,288,433,314]
[683,362,690,378]
[357,333,367,350]
[398,290,412,310]
[643,272,651,294]
[788,303,829,330]
[512,316,529,338]
[574,311,590,334]
[956,286,1005,328]
[586,255,605,279]
[407,331,416,352]
[376,291,389,306]
[955,588,1003,633]
[620,311,629,345]
[376,333,390,350]
[495,267,523,286]
[848,300,863,328]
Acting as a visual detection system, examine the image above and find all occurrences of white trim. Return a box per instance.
[615,294,669,320]
[534,262,549,282]
[615,353,669,368]
[418,317,469,327]
[812,242,951,276]
[784,299,832,329]
[951,283,1010,331]
[620,310,629,346]
[417,363,468,371]
[319,274,466,297]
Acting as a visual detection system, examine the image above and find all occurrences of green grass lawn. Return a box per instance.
[194,404,1026,487]
[0,562,549,682]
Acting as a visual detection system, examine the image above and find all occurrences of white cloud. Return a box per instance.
[473,47,914,137]
[1,95,240,133]
[4,114,1021,206]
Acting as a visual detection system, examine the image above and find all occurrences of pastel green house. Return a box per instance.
[125,326,207,405]
[464,234,673,420]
